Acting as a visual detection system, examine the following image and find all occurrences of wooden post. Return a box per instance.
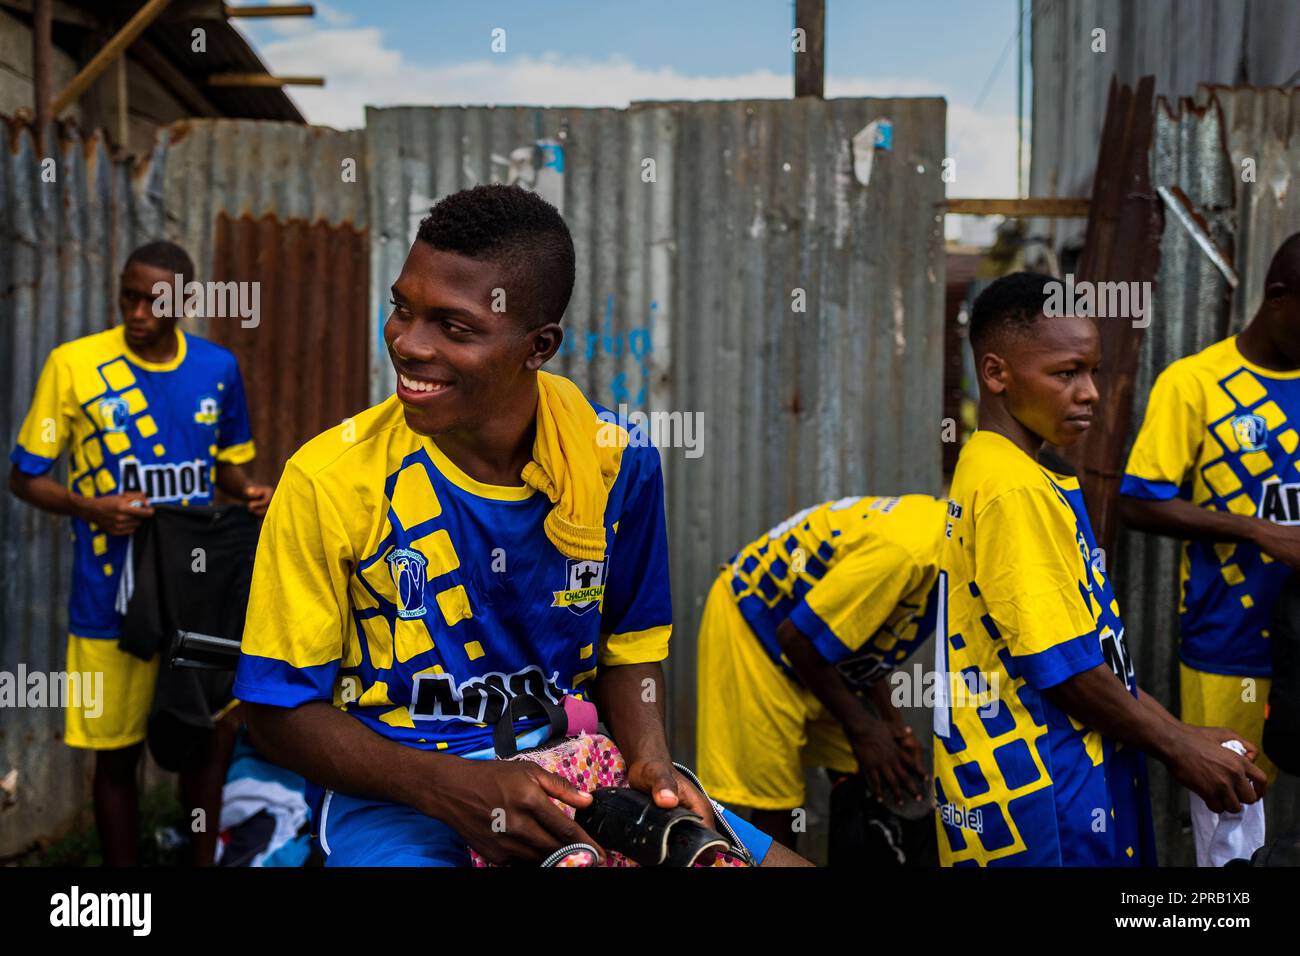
[794,0,824,99]
[33,0,52,152]
[52,0,174,117]
[116,54,129,149]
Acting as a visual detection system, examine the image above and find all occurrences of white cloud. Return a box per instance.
[238,19,1018,206]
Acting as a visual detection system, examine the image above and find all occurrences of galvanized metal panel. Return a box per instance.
[1029,0,1300,256]
[0,120,166,857]
[364,99,947,758]
[158,119,367,338]
[207,212,370,486]
[1113,86,1300,864]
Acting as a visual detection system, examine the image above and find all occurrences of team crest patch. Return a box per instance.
[387,548,429,619]
[194,396,220,426]
[98,396,131,433]
[552,558,607,615]
[1232,413,1268,452]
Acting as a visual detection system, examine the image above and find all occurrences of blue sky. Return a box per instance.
[231,0,1026,202]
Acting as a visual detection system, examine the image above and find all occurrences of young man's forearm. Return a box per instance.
[9,468,88,519]
[775,618,876,736]
[215,461,253,499]
[1120,495,1260,545]
[243,700,459,813]
[1043,665,1180,762]
[592,661,673,766]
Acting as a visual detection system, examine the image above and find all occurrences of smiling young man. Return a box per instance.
[9,240,271,866]
[935,272,1266,867]
[233,185,782,866]
[1119,233,1300,860]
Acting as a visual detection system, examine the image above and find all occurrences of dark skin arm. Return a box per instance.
[10,466,153,533]
[214,461,273,516]
[9,462,272,527]
[1120,495,1300,570]
[242,700,600,865]
[775,617,927,804]
[1044,664,1267,813]
[591,661,714,824]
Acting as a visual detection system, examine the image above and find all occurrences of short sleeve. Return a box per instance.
[597,445,672,666]
[975,487,1104,689]
[10,351,74,476]
[215,356,256,465]
[788,538,925,665]
[233,459,352,707]
[1120,365,1202,501]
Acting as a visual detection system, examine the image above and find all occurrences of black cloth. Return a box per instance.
[117,504,259,771]
[1263,573,1300,775]
[826,770,938,867]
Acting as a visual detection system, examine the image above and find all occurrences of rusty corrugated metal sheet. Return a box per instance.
[208,213,369,485]
[364,99,948,757]
[1063,77,1164,551]
[1111,85,1300,864]
[0,119,167,857]
[1029,0,1300,257]
[159,118,370,484]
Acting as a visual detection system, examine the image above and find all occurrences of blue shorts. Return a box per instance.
[316,789,774,867]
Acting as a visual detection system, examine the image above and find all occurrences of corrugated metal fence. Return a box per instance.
[1118,85,1300,863]
[2,98,946,855]
[1029,0,1300,255]
[0,121,164,856]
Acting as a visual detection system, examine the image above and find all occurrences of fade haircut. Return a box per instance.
[124,240,195,287]
[1264,231,1300,296]
[416,184,575,329]
[969,271,1059,356]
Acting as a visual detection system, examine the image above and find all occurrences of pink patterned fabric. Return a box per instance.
[468,733,745,867]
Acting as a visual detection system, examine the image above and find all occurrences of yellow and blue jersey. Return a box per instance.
[725,494,945,687]
[1121,336,1300,676]
[232,394,672,756]
[937,431,1156,867]
[10,326,254,638]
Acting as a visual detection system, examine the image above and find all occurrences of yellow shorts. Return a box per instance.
[1179,663,1276,782]
[64,633,159,751]
[695,573,857,810]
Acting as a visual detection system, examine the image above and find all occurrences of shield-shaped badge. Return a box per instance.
[552,557,607,616]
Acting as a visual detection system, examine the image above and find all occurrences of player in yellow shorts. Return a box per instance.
[696,494,945,847]
[9,241,271,865]
[1121,233,1300,856]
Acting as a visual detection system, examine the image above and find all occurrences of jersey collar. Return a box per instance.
[121,326,187,372]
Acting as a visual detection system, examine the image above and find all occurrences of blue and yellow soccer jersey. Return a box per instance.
[232,394,672,756]
[1121,336,1300,676]
[725,495,945,687]
[936,430,1156,867]
[10,326,255,637]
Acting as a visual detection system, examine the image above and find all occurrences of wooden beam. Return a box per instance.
[32,0,51,151]
[224,3,315,17]
[793,0,824,99]
[130,33,221,117]
[51,0,174,117]
[0,0,96,29]
[207,73,324,88]
[943,197,1091,217]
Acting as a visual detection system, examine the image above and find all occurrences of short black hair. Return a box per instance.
[124,240,195,286]
[969,271,1058,355]
[416,184,575,328]
[1264,231,1300,295]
